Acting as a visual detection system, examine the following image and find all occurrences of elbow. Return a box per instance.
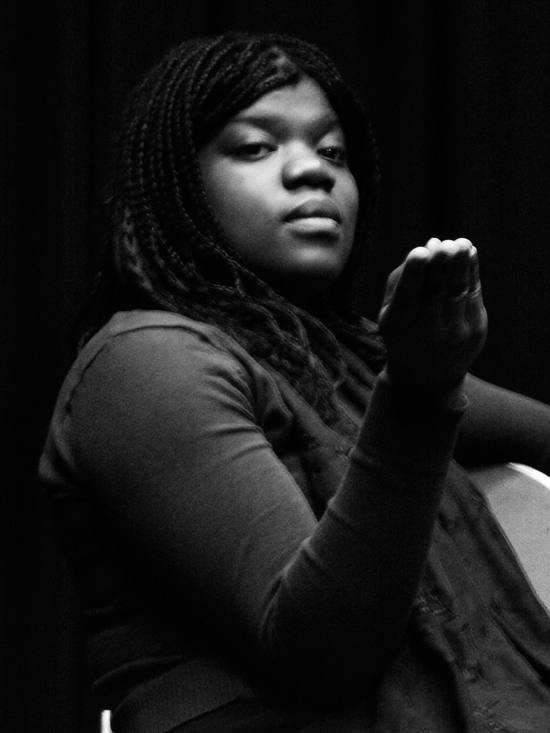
[259,616,400,707]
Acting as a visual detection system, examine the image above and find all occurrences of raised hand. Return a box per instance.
[378,238,487,397]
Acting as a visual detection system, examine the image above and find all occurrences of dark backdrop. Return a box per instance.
[2,1,550,730]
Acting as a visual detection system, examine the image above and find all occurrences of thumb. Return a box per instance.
[379,248,429,329]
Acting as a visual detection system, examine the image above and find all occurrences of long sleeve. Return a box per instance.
[65,321,465,701]
[455,374,550,473]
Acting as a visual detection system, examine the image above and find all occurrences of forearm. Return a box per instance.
[264,371,466,698]
[456,374,550,471]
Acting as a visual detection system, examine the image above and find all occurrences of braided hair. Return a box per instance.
[78,32,385,425]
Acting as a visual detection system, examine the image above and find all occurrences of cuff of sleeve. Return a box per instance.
[351,370,468,475]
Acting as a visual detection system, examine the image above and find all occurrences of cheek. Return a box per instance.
[207,170,254,225]
[348,177,360,218]
[343,181,359,238]
[210,178,272,249]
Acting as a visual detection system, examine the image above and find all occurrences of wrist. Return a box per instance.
[381,367,466,410]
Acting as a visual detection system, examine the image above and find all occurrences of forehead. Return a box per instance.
[230,77,341,130]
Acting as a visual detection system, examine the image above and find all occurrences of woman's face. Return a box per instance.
[198,77,359,306]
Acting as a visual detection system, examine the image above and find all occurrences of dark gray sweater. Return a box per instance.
[39,310,550,732]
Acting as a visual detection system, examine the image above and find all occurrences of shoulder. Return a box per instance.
[58,310,283,423]
[41,310,295,491]
[84,309,254,366]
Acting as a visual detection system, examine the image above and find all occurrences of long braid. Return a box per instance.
[76,32,385,428]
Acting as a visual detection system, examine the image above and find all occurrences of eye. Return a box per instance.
[232,142,275,160]
[318,145,347,165]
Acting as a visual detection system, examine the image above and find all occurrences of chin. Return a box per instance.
[267,269,342,307]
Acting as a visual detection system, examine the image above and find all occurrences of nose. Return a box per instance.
[282,144,336,192]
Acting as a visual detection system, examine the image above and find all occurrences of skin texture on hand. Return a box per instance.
[378,238,488,403]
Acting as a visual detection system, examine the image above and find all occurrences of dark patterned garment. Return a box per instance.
[40,311,550,732]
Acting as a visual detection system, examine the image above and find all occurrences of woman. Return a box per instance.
[40,32,550,732]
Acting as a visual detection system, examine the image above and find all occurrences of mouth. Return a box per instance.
[285,198,342,224]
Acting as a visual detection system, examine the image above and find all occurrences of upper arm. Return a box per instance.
[70,326,317,635]
[455,374,550,470]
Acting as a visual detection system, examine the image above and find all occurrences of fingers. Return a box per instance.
[467,244,482,298]
[465,245,486,329]
[379,247,430,328]
[447,238,472,297]
[425,238,472,293]
[380,236,482,332]
[424,238,475,321]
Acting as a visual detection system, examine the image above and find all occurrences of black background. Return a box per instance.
[2,1,550,730]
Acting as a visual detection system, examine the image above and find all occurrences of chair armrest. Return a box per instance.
[470,463,550,613]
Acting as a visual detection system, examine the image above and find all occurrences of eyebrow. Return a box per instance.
[228,111,343,134]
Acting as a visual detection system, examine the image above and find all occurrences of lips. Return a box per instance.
[285,198,342,224]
